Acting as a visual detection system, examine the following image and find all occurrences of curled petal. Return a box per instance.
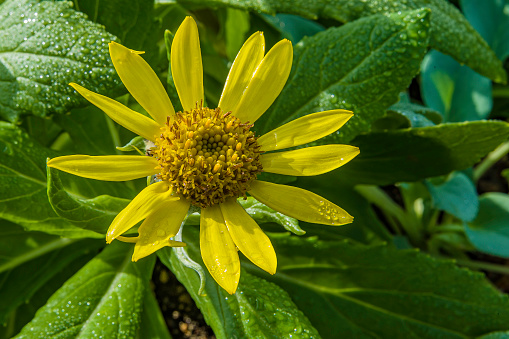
[171,16,204,111]
[47,155,159,181]
[258,110,353,151]
[234,39,293,123]
[107,181,177,243]
[200,205,240,294]
[70,83,161,141]
[132,197,190,261]
[220,199,276,275]
[261,145,360,176]
[249,180,353,226]
[219,32,265,115]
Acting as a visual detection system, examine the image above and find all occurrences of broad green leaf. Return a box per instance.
[426,172,479,222]
[0,0,120,122]
[0,221,102,324]
[225,8,250,60]
[479,332,509,339]
[158,227,321,339]
[340,120,509,185]
[246,234,509,338]
[388,101,443,127]
[257,9,430,143]
[421,50,492,122]
[0,122,131,238]
[177,0,506,83]
[47,166,129,234]
[461,0,509,62]
[138,289,172,339]
[465,192,509,258]
[74,0,159,59]
[15,242,154,339]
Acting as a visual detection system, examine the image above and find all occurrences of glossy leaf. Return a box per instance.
[14,242,154,339]
[465,193,509,258]
[246,234,509,338]
[0,0,120,122]
[257,9,430,143]
[0,221,102,325]
[340,120,509,185]
[177,0,505,82]
[0,122,130,238]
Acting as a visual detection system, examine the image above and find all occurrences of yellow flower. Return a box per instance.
[47,16,359,294]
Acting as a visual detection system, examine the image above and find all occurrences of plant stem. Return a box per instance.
[105,115,122,155]
[473,140,509,181]
[455,258,509,275]
[355,185,422,245]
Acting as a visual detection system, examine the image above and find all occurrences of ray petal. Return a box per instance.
[47,155,159,181]
[171,16,204,111]
[70,83,161,141]
[107,181,177,243]
[249,180,353,226]
[233,39,292,123]
[200,205,240,294]
[258,110,353,151]
[261,145,360,176]
[220,199,276,275]
[132,197,190,261]
[218,32,265,115]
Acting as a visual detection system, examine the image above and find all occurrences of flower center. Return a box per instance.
[152,106,263,208]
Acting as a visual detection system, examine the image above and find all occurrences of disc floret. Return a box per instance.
[152,106,263,208]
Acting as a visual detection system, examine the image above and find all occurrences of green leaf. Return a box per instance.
[177,0,506,83]
[388,101,443,127]
[257,9,430,143]
[426,171,479,222]
[185,197,304,235]
[47,166,130,235]
[421,50,492,122]
[465,192,509,258]
[14,242,154,339]
[340,120,509,185]
[479,332,509,339]
[261,13,325,44]
[0,221,102,324]
[461,0,509,62]
[0,122,130,238]
[138,289,172,339]
[247,234,509,338]
[117,136,146,153]
[158,227,321,339]
[74,0,159,58]
[225,8,250,60]
[0,0,120,122]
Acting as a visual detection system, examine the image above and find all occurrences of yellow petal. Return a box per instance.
[47,155,159,181]
[249,180,353,226]
[107,181,177,243]
[200,205,240,294]
[70,83,160,141]
[109,42,174,125]
[261,145,359,176]
[233,39,293,123]
[258,110,353,151]
[218,32,265,115]
[171,16,204,111]
[132,198,190,261]
[220,199,276,275]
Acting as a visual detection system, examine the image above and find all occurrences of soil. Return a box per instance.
[152,261,215,339]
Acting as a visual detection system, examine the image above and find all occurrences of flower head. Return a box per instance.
[47,16,359,294]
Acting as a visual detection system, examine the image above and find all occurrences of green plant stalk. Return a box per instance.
[455,258,509,275]
[355,185,422,245]
[473,140,509,181]
[104,114,122,155]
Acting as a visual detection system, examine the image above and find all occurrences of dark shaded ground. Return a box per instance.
[152,262,215,339]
